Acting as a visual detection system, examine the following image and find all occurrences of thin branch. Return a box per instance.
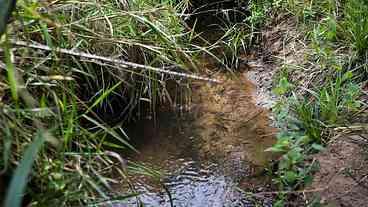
[10,40,221,83]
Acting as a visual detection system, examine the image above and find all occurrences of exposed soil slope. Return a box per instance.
[308,135,368,206]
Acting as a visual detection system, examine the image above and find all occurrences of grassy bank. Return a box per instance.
[266,0,367,205]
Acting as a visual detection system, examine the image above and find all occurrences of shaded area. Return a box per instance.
[186,0,248,32]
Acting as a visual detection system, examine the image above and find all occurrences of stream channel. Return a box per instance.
[114,66,277,206]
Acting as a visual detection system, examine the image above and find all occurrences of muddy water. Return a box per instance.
[115,71,276,207]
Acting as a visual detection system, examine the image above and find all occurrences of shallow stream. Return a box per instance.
[113,69,277,207]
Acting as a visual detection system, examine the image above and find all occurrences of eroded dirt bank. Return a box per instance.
[259,14,368,207]
[306,135,368,206]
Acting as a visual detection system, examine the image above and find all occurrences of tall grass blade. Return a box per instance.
[4,130,45,207]
[86,81,123,114]
[82,114,137,152]
[3,38,18,101]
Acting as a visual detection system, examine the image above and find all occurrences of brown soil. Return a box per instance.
[306,135,368,207]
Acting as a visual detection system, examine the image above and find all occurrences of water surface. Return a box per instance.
[115,72,276,207]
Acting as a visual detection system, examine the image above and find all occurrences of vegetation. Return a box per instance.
[268,0,367,205]
[0,0,367,206]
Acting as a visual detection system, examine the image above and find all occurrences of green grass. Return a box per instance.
[4,131,45,207]
[343,0,368,55]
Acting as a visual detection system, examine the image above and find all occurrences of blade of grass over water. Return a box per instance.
[86,81,123,114]
[82,114,137,152]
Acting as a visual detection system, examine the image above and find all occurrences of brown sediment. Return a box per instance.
[191,68,277,173]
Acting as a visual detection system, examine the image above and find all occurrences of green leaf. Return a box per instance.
[274,199,284,207]
[102,141,126,149]
[0,0,16,36]
[4,131,45,207]
[342,71,353,82]
[4,38,18,101]
[273,77,292,95]
[85,81,123,114]
[304,174,314,186]
[279,157,291,170]
[288,148,303,163]
[284,171,298,183]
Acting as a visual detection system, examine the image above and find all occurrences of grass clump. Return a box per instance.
[270,71,362,205]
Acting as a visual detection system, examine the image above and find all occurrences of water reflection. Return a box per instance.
[114,111,272,207]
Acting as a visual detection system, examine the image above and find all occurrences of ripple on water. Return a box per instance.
[115,159,271,207]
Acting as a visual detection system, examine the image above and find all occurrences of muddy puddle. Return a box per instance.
[113,70,277,207]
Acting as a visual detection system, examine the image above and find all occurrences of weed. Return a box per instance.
[220,24,249,69]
